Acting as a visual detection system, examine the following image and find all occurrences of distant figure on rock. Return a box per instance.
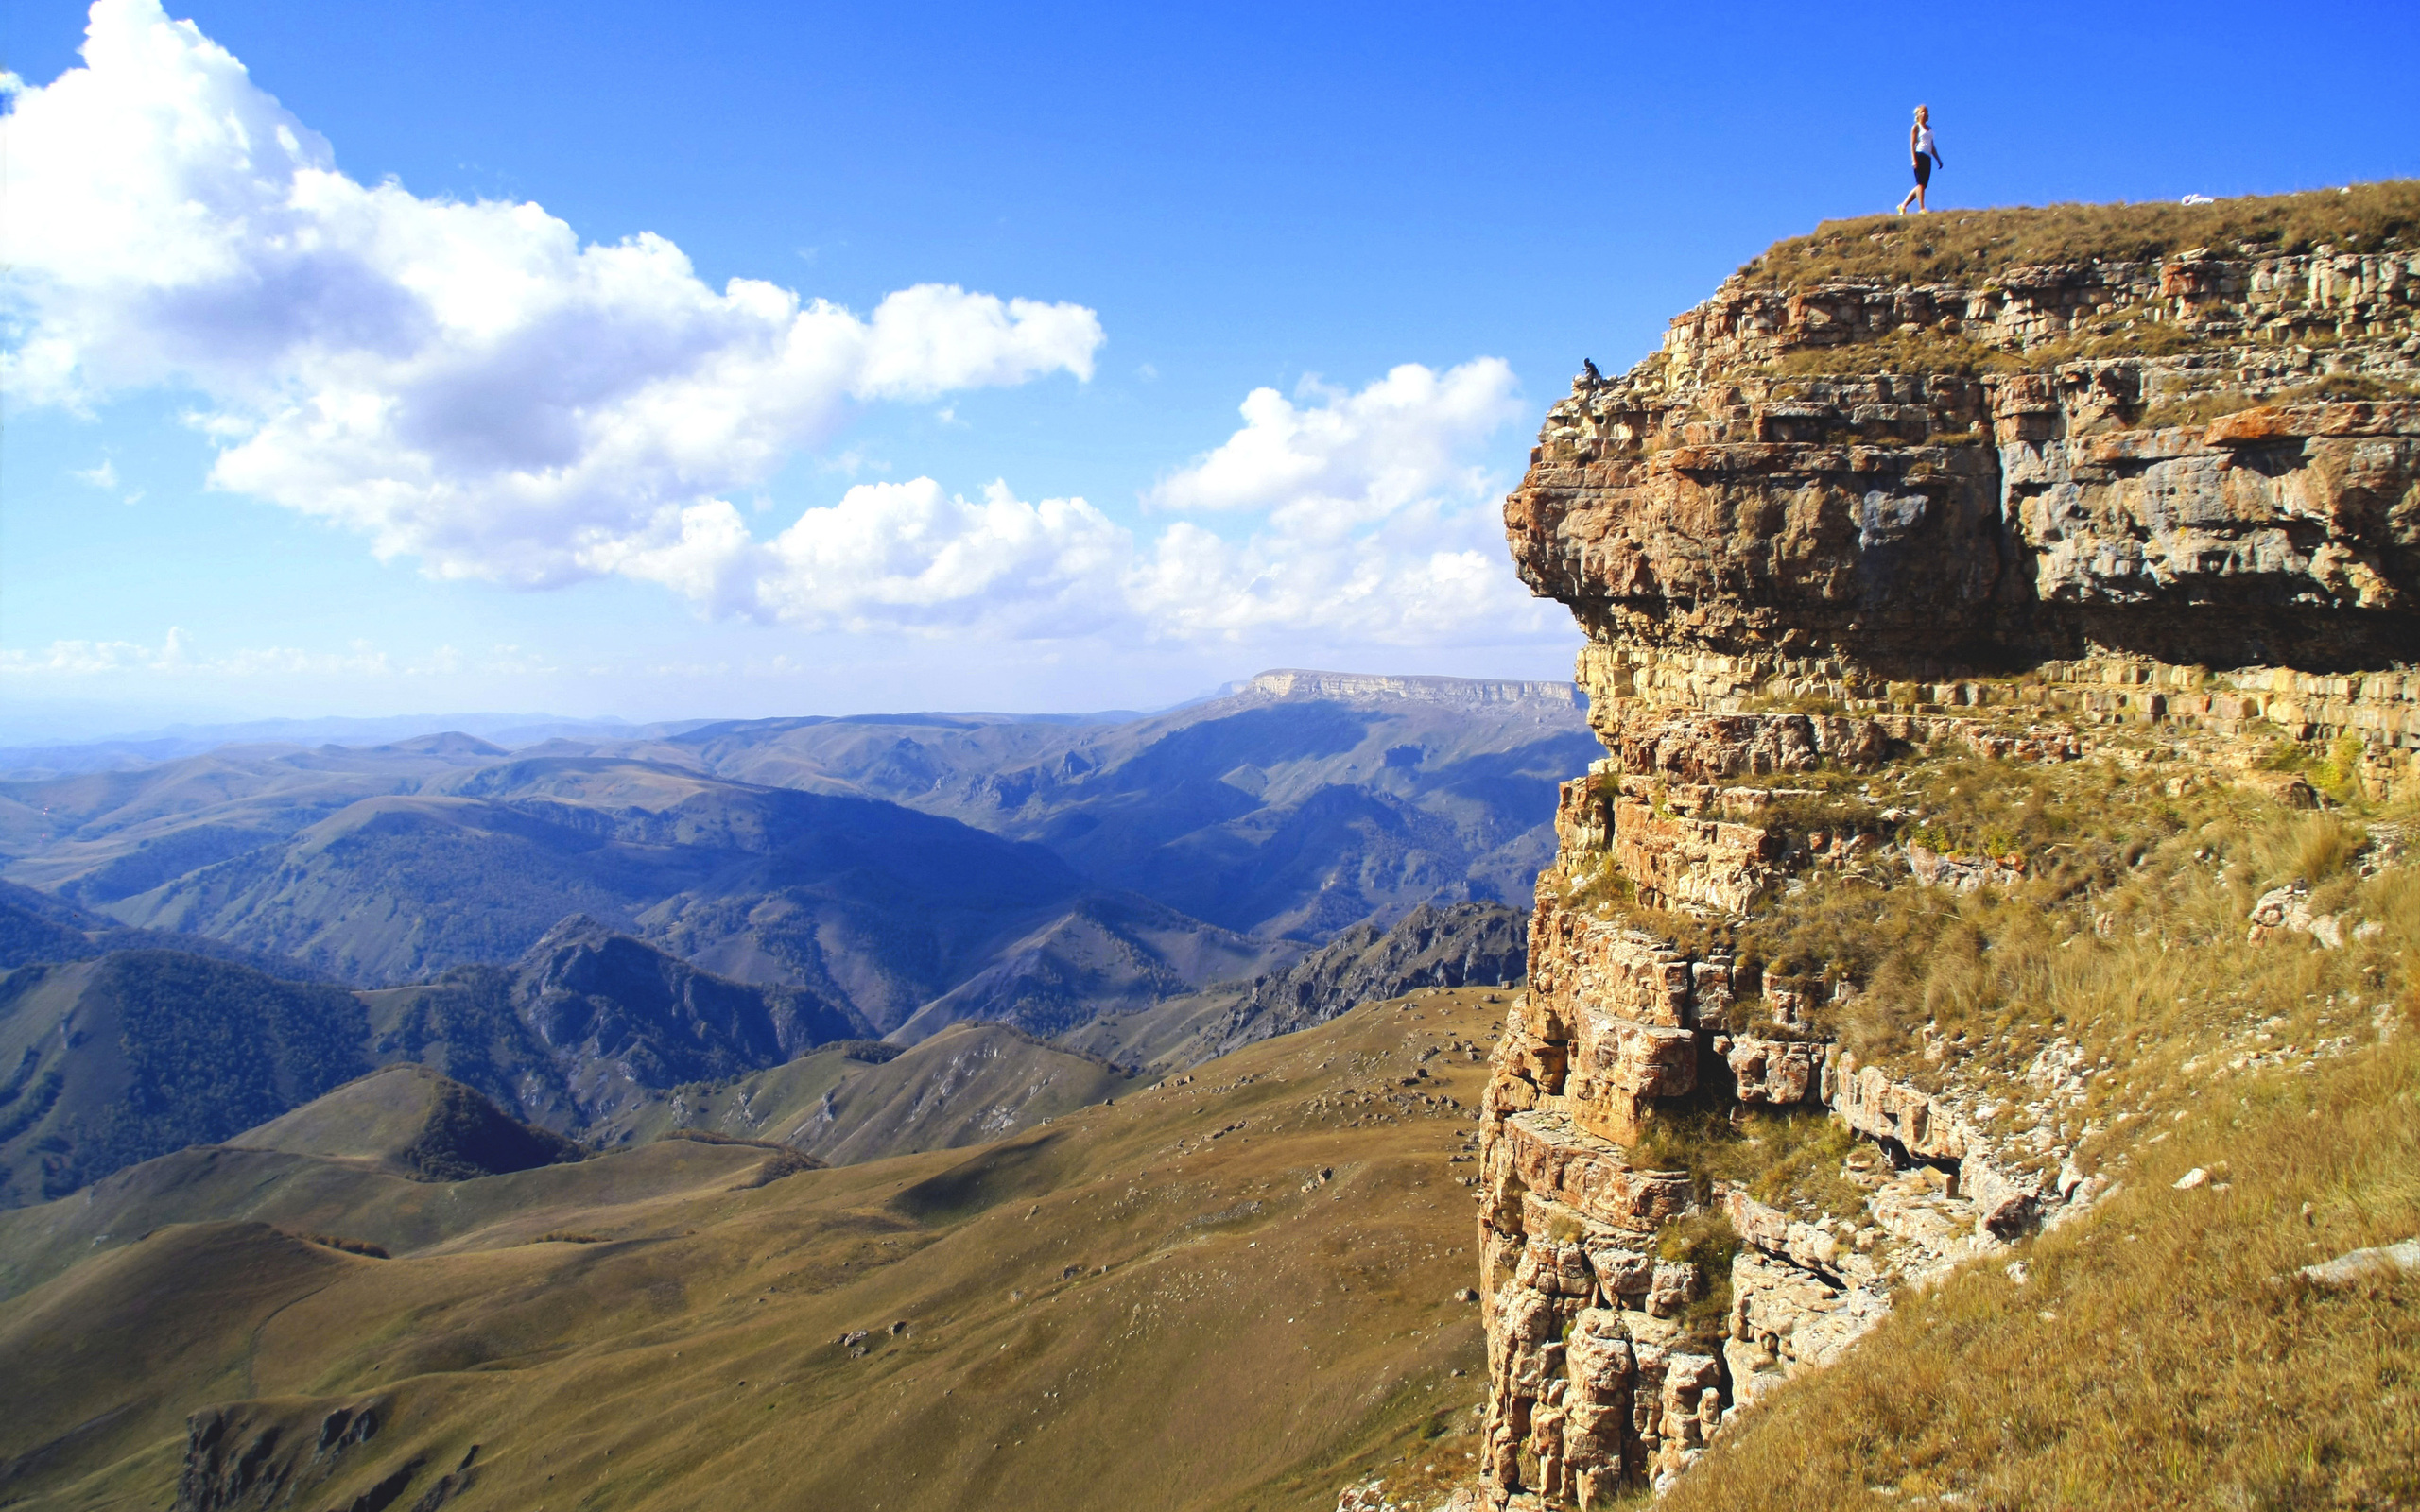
[1895,104,1943,215]
[1582,357,1603,387]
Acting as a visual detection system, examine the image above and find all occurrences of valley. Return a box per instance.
[0,988,1512,1512]
[0,674,1578,1207]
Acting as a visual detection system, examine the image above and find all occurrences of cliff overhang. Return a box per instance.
[1461,185,2420,1511]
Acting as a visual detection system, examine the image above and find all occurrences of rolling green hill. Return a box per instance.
[236,1064,583,1182]
[0,950,369,1206]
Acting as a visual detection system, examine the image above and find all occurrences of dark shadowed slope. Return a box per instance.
[662,671,1599,941]
[0,950,369,1205]
[235,1063,583,1182]
[1063,900,1531,1074]
[363,916,872,1129]
[9,754,1278,1037]
[0,878,334,978]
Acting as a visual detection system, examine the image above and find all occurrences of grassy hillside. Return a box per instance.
[0,950,369,1205]
[1064,901,1529,1075]
[0,988,1513,1512]
[1503,742,2420,1510]
[238,1064,583,1182]
[579,1022,1137,1164]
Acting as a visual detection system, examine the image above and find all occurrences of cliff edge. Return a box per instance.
[1462,185,2420,1508]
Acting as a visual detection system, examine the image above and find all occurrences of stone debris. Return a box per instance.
[2298,1238,2420,1287]
[1720,1037,1824,1105]
[1906,844,2024,892]
[2246,884,2352,947]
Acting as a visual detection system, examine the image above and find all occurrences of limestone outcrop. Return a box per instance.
[1468,190,2420,1509]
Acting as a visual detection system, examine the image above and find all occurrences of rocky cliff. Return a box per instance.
[1465,185,2420,1507]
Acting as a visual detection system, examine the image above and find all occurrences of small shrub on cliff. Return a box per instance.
[2309,733,2371,805]
[2138,388,2257,429]
[1631,1092,1738,1183]
[2245,811,2361,887]
[1632,1097,1867,1222]
[1657,1208,1741,1354]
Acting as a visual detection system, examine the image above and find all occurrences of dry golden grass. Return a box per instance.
[0,988,1516,1512]
[1663,1029,2420,1511]
[1641,748,2420,1510]
[1727,755,2407,1096]
[1737,181,2420,291]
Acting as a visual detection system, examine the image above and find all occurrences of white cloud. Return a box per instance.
[581,479,1130,637]
[1119,358,1550,644]
[1,4,1560,662]
[0,627,191,675]
[1,0,1101,588]
[73,459,120,489]
[621,360,1547,645]
[760,480,1131,634]
[0,627,393,678]
[548,359,1538,645]
[1149,359,1522,531]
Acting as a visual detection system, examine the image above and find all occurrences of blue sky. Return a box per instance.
[5,0,2416,736]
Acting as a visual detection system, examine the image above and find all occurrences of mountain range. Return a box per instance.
[0,670,1585,1006]
[0,671,1582,1205]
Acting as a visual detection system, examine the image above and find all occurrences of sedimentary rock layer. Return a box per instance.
[1463,197,2420,1511]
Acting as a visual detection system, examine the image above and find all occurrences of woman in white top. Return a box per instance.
[1896,105,1943,215]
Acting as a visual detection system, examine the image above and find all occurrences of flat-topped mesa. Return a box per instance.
[1508,186,2420,779]
[1461,188,2420,1512]
[1244,669,1584,707]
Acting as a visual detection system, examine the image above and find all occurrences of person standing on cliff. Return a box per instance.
[1895,105,1943,215]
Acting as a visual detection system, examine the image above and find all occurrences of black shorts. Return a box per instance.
[1913,152,1933,186]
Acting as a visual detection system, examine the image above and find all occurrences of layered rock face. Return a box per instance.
[1513,238,2420,788]
[1468,198,2420,1507]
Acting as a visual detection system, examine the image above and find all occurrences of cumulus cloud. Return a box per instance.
[73,460,120,489]
[1149,360,1522,529]
[636,359,1547,645]
[1120,358,1549,644]
[0,627,383,677]
[0,627,194,676]
[538,358,1539,645]
[1,0,1101,586]
[3,3,1557,658]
